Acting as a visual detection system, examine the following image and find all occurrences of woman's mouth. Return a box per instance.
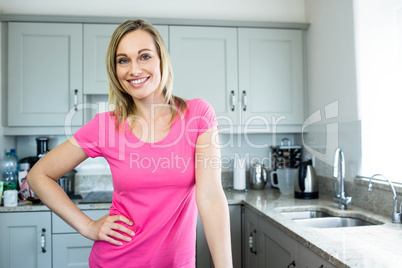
[129,77,149,86]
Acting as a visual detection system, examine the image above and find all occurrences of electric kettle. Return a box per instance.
[294,159,318,199]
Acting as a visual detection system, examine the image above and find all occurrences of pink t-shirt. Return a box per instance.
[74,99,218,268]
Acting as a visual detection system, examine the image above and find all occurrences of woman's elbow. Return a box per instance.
[26,168,38,188]
[26,164,46,188]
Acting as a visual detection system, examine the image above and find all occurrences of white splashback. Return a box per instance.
[302,120,362,181]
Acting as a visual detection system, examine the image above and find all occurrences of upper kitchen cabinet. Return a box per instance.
[238,28,304,129]
[169,26,238,128]
[83,24,119,95]
[8,22,83,127]
[83,24,169,95]
[170,26,305,132]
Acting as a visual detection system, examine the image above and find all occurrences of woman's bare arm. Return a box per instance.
[27,136,134,245]
[195,126,233,268]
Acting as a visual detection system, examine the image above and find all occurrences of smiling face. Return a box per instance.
[115,30,162,102]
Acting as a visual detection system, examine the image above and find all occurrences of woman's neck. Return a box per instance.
[131,94,171,122]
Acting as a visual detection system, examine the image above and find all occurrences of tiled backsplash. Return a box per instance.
[75,173,113,194]
[74,169,401,218]
[319,175,402,218]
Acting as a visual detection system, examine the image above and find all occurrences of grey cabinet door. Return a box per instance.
[244,207,259,268]
[51,209,109,268]
[53,233,94,268]
[196,205,242,268]
[238,28,304,128]
[8,22,83,127]
[258,215,298,268]
[170,26,238,128]
[0,211,52,268]
[52,209,110,233]
[83,24,169,95]
[298,244,336,268]
[83,24,119,95]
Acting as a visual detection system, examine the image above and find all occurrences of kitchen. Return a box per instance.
[1,0,402,267]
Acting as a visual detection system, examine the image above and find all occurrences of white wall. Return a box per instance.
[305,0,358,121]
[0,0,306,22]
[303,0,360,180]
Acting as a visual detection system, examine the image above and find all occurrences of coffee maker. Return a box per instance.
[36,137,49,159]
[270,138,302,187]
[19,137,50,168]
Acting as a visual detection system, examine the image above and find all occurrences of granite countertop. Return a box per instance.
[2,188,402,267]
[225,189,402,268]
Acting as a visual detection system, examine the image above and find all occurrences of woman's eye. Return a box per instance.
[117,58,129,65]
[140,54,150,61]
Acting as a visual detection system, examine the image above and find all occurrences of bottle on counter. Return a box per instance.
[18,162,31,200]
[1,151,18,190]
[10,149,20,174]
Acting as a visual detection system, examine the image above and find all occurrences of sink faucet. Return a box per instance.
[333,147,352,210]
[368,174,402,224]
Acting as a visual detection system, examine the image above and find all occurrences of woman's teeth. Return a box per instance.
[130,78,147,84]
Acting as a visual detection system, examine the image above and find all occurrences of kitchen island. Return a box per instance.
[1,188,401,267]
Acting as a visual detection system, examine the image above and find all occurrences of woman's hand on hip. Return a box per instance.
[83,213,135,246]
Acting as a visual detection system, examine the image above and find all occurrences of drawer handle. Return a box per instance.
[249,229,257,255]
[74,89,78,111]
[242,90,247,111]
[41,228,46,253]
[230,90,236,111]
[287,260,296,267]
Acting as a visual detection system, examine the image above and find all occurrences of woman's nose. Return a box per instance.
[129,62,142,76]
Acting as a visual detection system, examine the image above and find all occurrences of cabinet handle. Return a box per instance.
[287,260,296,267]
[74,89,78,111]
[242,91,247,111]
[230,90,236,111]
[41,228,46,253]
[249,229,257,255]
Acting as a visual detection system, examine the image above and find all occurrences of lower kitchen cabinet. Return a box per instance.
[298,244,336,268]
[244,207,297,268]
[196,204,242,268]
[258,215,298,268]
[244,205,259,267]
[52,209,109,268]
[53,233,94,268]
[0,211,52,268]
[244,206,334,268]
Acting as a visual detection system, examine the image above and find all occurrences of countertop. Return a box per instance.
[1,188,401,267]
[226,189,402,268]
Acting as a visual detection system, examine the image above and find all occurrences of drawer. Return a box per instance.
[52,233,94,268]
[52,209,109,234]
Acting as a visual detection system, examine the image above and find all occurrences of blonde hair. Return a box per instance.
[106,19,187,130]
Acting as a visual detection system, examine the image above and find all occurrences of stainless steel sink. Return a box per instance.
[294,217,376,228]
[280,208,383,228]
[281,210,332,219]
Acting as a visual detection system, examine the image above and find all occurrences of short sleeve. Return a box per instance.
[190,99,218,137]
[74,113,108,158]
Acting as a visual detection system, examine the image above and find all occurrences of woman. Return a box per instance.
[27,19,232,267]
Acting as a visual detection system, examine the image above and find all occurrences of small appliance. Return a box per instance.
[270,138,302,188]
[294,159,318,199]
[249,163,267,190]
